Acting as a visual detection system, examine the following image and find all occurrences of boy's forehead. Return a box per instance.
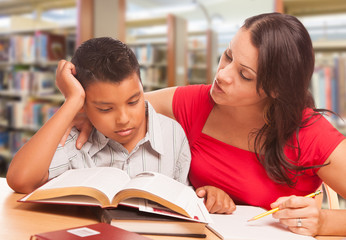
[85,76,143,102]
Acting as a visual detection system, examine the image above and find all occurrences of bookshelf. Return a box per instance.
[187,29,218,85]
[310,41,346,136]
[126,15,187,91]
[0,26,74,172]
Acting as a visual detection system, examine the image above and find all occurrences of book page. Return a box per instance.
[22,167,131,203]
[207,205,315,240]
[138,197,212,223]
[116,172,200,218]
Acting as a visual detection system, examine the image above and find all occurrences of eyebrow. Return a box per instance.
[241,64,257,74]
[226,47,257,74]
[91,91,141,105]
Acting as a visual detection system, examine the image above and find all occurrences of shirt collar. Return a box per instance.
[87,100,165,157]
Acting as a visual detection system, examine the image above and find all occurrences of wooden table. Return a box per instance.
[0,178,218,240]
[0,178,343,240]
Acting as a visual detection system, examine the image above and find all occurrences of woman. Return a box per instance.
[59,12,346,236]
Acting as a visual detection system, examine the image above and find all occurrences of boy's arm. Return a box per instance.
[6,61,85,193]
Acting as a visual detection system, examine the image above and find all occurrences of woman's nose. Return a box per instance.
[216,66,233,84]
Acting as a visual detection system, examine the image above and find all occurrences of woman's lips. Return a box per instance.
[214,79,224,93]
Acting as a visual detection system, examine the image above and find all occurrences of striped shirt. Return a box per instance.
[48,101,191,185]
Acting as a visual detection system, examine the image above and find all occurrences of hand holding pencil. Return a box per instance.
[248,190,322,222]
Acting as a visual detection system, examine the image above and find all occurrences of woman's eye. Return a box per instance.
[240,71,252,81]
[224,51,232,62]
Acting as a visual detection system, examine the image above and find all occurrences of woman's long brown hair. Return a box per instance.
[243,13,328,186]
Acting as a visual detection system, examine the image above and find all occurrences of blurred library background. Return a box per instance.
[0,0,345,207]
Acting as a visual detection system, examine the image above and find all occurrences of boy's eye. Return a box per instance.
[97,108,112,112]
[129,99,140,105]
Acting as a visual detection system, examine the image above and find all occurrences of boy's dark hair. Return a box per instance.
[71,37,140,89]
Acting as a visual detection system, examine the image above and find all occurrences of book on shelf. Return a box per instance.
[207,205,314,240]
[30,222,151,240]
[32,71,56,96]
[35,32,66,61]
[0,38,10,62]
[97,205,207,238]
[9,35,36,63]
[20,167,211,224]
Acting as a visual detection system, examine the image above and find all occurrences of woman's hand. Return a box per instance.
[196,185,236,214]
[59,111,93,149]
[271,195,322,236]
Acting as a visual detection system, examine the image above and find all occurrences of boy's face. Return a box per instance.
[83,73,146,152]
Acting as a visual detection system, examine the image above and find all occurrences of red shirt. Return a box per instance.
[173,84,345,209]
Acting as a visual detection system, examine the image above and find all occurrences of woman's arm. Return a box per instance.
[271,139,346,236]
[6,61,85,193]
[144,87,177,119]
[315,138,346,235]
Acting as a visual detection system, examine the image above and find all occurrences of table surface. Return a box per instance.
[0,178,343,240]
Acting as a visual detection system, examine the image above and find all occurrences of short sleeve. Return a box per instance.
[48,127,80,179]
[298,113,345,173]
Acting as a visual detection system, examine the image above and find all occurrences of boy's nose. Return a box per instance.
[115,110,130,125]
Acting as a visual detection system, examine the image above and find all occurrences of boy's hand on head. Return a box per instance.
[56,60,90,149]
[56,60,85,104]
[196,186,236,214]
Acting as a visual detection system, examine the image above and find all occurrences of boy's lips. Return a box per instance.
[115,128,133,137]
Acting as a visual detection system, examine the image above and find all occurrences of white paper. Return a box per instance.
[207,205,315,240]
[67,227,100,237]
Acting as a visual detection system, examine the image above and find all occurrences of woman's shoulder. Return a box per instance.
[174,84,212,104]
[176,84,211,95]
[301,108,337,128]
[299,108,344,148]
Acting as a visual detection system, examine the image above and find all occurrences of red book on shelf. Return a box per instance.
[30,223,151,240]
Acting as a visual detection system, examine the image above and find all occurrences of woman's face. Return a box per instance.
[210,28,268,108]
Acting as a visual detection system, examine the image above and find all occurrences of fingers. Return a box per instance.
[205,193,235,214]
[271,196,320,236]
[195,187,207,198]
[200,186,236,214]
[56,59,76,75]
[282,217,319,236]
[272,196,318,219]
[76,121,93,149]
[270,195,293,208]
[280,196,316,209]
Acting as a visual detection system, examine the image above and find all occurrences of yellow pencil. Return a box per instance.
[247,190,322,222]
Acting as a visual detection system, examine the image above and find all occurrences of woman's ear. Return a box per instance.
[270,91,278,99]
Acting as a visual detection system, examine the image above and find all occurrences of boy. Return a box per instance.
[6,37,191,193]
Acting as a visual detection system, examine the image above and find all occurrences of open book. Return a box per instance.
[20,167,211,223]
